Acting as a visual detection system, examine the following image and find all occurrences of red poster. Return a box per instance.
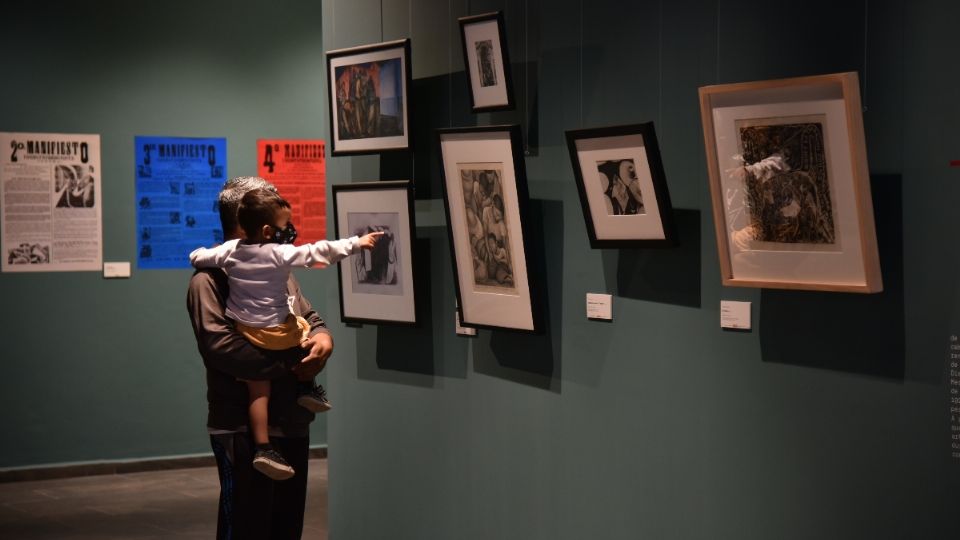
[257,139,326,245]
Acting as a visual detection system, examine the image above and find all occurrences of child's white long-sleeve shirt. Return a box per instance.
[189,237,359,327]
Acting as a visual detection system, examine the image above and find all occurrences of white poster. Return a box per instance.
[1,132,103,272]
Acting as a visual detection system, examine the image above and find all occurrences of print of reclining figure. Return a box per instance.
[737,122,836,245]
[353,225,398,285]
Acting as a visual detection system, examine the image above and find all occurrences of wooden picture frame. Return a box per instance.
[332,180,418,325]
[566,122,677,248]
[699,71,882,293]
[437,125,542,333]
[326,39,412,156]
[459,12,515,113]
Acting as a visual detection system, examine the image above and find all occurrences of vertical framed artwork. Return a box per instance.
[699,71,882,293]
[326,38,412,156]
[566,122,677,248]
[459,12,514,113]
[332,180,418,325]
[437,125,542,333]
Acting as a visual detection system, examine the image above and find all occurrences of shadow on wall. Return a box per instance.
[380,61,540,200]
[759,175,905,380]
[601,208,702,308]
[355,226,468,388]
[473,199,563,393]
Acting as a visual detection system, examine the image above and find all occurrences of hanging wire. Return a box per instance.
[658,0,663,128]
[524,0,530,153]
[862,0,869,112]
[407,0,414,182]
[715,0,721,83]
[579,0,583,127]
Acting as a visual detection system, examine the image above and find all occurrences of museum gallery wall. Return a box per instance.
[3,1,959,539]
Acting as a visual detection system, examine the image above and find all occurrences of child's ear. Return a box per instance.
[260,224,272,241]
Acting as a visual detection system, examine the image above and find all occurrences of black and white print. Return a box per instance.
[7,243,49,265]
[736,116,836,245]
[54,165,96,208]
[457,164,515,291]
[596,159,645,216]
[347,211,403,296]
[475,40,497,87]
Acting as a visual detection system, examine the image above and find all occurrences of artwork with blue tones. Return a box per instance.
[135,136,226,269]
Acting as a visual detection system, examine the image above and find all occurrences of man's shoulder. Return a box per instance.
[188,267,228,294]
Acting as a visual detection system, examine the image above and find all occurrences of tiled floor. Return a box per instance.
[0,458,328,539]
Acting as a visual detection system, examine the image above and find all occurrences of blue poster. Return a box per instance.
[135,136,227,269]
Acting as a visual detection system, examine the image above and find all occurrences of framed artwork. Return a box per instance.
[326,38,412,156]
[699,71,882,293]
[566,122,677,248]
[437,125,542,332]
[459,12,514,113]
[332,180,417,325]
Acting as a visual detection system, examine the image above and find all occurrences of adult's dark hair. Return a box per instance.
[217,176,277,236]
[237,188,291,240]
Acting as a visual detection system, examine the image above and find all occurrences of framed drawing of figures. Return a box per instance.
[332,180,417,325]
[459,12,514,112]
[437,125,542,332]
[326,39,412,156]
[699,71,882,292]
[566,122,677,248]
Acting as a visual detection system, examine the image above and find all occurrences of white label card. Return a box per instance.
[455,310,476,336]
[586,293,613,320]
[720,300,751,330]
[103,262,131,278]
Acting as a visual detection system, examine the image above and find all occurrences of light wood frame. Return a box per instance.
[699,72,882,293]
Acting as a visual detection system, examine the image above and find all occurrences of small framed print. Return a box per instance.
[326,39,412,156]
[699,71,882,293]
[565,122,677,248]
[459,12,514,113]
[332,180,417,325]
[437,125,542,333]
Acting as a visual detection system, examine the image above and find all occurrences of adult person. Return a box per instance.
[186,176,333,540]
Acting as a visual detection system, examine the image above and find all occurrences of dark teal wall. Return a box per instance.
[0,0,329,467]
[2,0,959,538]
[323,0,960,539]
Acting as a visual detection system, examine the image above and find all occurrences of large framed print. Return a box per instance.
[437,125,542,333]
[332,180,417,325]
[699,72,882,293]
[566,122,677,248]
[326,39,412,156]
[459,12,514,112]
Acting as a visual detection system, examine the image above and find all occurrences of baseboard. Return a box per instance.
[0,446,327,483]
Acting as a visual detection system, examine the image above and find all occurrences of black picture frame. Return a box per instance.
[332,180,418,326]
[437,124,543,333]
[326,38,413,156]
[565,122,677,249]
[458,12,515,113]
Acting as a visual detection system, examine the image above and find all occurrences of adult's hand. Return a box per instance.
[292,332,334,379]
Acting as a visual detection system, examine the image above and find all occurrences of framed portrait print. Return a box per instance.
[699,71,882,293]
[326,39,412,156]
[437,125,542,333]
[332,180,417,325]
[459,12,514,113]
[566,122,677,248]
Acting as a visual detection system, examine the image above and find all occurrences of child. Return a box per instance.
[190,188,382,480]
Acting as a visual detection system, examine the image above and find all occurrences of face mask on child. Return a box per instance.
[271,222,298,244]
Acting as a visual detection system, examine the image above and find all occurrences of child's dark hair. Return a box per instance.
[237,188,291,240]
